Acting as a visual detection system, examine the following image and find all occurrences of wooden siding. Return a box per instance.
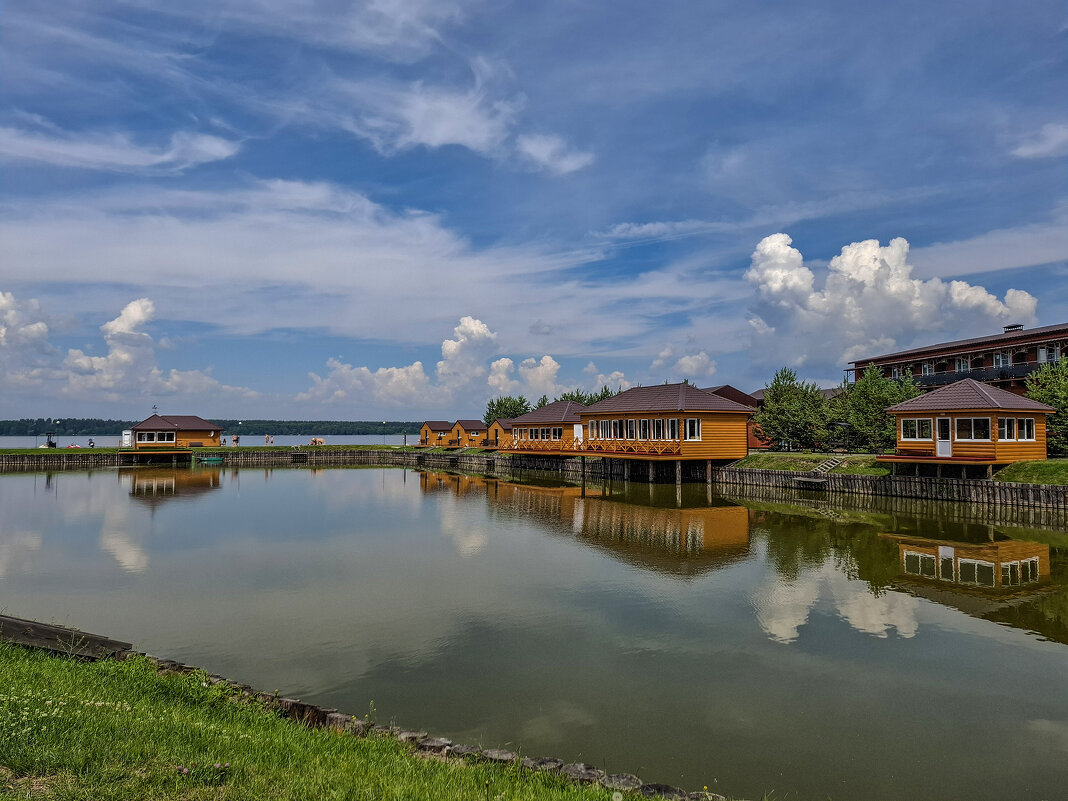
[487,421,510,447]
[449,422,486,448]
[134,428,219,449]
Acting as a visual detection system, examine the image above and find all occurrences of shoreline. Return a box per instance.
[2,445,1068,510]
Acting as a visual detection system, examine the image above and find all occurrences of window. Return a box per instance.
[955,418,990,440]
[940,556,954,581]
[891,366,901,379]
[921,362,934,376]
[137,432,155,442]
[589,421,597,439]
[1017,418,1035,441]
[653,419,664,440]
[998,417,1015,440]
[901,418,933,440]
[993,351,1010,368]
[600,420,611,439]
[1039,345,1059,363]
[685,418,701,440]
[161,432,175,442]
[904,551,936,578]
[956,357,970,373]
[625,419,636,439]
[959,559,996,587]
[551,427,563,440]
[639,419,650,439]
[668,418,679,440]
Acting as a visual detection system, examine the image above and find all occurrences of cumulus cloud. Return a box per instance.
[649,345,716,380]
[516,133,595,175]
[0,124,241,173]
[0,290,51,365]
[299,317,566,411]
[745,233,1038,368]
[1011,123,1068,159]
[583,362,630,392]
[517,355,562,396]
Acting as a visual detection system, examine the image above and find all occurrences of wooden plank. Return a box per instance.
[0,614,131,660]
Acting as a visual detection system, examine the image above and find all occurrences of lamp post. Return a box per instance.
[382,421,387,446]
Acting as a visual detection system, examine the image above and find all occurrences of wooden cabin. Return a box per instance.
[129,415,222,450]
[418,421,452,447]
[505,400,588,453]
[578,383,753,460]
[878,378,1053,466]
[486,418,513,448]
[706,384,768,449]
[450,419,487,448]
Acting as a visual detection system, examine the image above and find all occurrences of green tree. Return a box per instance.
[535,394,549,409]
[483,395,532,426]
[753,367,829,450]
[1026,360,1068,456]
[555,386,615,406]
[836,364,921,452]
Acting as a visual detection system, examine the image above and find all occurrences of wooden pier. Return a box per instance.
[0,614,132,660]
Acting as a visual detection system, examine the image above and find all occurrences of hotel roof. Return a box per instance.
[849,322,1068,366]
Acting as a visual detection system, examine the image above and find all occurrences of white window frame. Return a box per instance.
[921,362,934,376]
[959,559,996,587]
[955,357,970,373]
[668,418,679,440]
[1017,418,1035,441]
[904,551,937,578]
[653,419,664,440]
[901,418,933,440]
[684,418,701,441]
[998,417,1016,441]
[625,419,636,439]
[955,417,991,441]
[638,419,650,440]
[993,351,1010,368]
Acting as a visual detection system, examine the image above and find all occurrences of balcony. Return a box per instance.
[916,362,1045,388]
[503,437,682,456]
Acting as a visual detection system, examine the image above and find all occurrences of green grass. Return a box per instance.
[994,458,1068,485]
[0,642,652,801]
[732,452,890,476]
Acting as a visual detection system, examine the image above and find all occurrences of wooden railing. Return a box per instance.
[503,437,682,455]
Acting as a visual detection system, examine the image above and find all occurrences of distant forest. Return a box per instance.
[0,419,423,436]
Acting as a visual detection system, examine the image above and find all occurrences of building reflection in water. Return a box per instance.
[419,471,750,576]
[121,467,223,510]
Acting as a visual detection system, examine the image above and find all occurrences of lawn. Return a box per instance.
[994,458,1068,485]
[732,452,890,476]
[0,642,678,801]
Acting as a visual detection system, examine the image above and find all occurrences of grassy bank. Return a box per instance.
[0,643,734,800]
[993,458,1068,485]
[732,452,890,476]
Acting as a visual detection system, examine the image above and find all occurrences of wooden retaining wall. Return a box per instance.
[707,467,1068,511]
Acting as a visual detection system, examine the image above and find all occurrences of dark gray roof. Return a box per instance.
[132,414,221,431]
[849,322,1068,366]
[702,384,760,407]
[489,418,514,429]
[510,400,588,425]
[886,378,1055,413]
[583,383,753,415]
[421,420,452,432]
[454,419,485,430]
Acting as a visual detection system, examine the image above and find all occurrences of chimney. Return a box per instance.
[1003,324,1024,333]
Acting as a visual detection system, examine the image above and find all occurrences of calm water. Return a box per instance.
[2,466,1067,801]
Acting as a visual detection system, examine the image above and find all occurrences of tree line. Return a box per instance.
[0,419,423,436]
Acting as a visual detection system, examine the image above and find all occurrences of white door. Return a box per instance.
[936,418,952,458]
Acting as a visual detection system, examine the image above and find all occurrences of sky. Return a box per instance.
[1,0,1067,421]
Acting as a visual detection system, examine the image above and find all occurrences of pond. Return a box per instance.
[1,465,1066,800]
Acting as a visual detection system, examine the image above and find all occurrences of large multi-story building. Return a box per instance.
[847,323,1068,395]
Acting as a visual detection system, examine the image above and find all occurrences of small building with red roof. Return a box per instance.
[418,421,452,447]
[130,415,222,450]
[878,378,1053,466]
[450,419,487,448]
[505,400,588,452]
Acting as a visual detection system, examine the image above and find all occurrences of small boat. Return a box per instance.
[195,455,224,464]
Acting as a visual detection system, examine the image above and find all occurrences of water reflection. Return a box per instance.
[2,466,1067,800]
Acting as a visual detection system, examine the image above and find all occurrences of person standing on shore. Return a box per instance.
[265,434,270,445]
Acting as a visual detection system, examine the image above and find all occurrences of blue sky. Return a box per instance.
[2,0,1066,420]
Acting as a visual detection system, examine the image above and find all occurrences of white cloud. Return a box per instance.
[908,214,1068,278]
[487,357,520,395]
[517,355,561,396]
[436,315,499,389]
[516,133,594,175]
[583,362,630,392]
[298,359,432,406]
[1011,123,1068,159]
[745,233,1038,368]
[0,124,241,173]
[0,290,51,355]
[672,351,717,380]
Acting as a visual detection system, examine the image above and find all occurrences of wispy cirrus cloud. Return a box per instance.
[1011,122,1068,159]
[0,121,241,173]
